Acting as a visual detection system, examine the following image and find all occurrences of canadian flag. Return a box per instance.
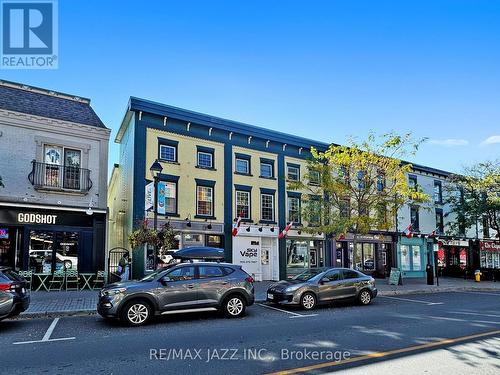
[278,221,294,239]
[403,224,413,239]
[428,229,437,238]
[232,215,242,237]
[337,233,346,241]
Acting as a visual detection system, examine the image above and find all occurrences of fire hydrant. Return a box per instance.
[475,270,482,282]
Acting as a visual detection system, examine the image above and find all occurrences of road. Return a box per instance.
[1,291,499,374]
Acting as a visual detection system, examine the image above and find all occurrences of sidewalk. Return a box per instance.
[18,277,500,318]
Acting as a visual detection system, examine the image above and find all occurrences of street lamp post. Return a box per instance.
[150,159,163,271]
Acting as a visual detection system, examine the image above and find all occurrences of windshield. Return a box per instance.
[293,269,324,282]
[139,266,174,282]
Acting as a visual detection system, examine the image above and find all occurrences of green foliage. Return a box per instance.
[0,175,4,188]
[128,220,179,253]
[288,131,430,237]
[446,160,500,236]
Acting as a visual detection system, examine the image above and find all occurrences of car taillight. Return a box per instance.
[0,283,14,292]
[245,277,254,283]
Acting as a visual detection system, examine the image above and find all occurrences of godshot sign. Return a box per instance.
[1,0,58,69]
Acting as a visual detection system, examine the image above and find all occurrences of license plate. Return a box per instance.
[267,293,274,300]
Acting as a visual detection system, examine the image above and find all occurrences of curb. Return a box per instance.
[17,310,97,320]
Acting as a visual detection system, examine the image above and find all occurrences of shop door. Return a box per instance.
[261,237,278,281]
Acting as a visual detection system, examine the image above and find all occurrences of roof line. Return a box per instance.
[123,96,452,177]
[128,96,331,149]
[0,79,91,103]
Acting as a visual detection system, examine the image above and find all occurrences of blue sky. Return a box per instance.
[2,0,499,174]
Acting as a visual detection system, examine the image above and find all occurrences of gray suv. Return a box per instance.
[98,262,255,326]
[267,268,377,310]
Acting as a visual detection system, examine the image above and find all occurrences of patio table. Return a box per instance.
[79,273,95,290]
[34,273,51,292]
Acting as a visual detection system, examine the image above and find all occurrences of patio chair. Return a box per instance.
[49,270,65,291]
[18,270,33,290]
[65,270,79,291]
[93,271,107,290]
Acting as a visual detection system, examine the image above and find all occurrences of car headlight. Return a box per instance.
[285,284,302,293]
[103,288,127,296]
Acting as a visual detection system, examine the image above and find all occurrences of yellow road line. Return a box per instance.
[266,329,500,375]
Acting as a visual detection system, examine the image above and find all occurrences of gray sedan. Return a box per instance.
[266,268,377,310]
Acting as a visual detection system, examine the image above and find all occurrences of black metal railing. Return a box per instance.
[28,161,92,192]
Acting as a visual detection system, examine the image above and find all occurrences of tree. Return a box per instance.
[0,175,4,188]
[446,160,500,237]
[288,132,429,242]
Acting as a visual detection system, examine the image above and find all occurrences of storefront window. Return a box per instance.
[28,230,54,273]
[286,239,308,268]
[353,243,375,271]
[206,235,222,248]
[183,234,203,248]
[479,242,500,269]
[400,245,411,271]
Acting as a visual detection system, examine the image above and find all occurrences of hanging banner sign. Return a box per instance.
[157,181,166,215]
[145,182,154,211]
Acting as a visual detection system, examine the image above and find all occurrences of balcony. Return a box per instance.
[28,161,92,193]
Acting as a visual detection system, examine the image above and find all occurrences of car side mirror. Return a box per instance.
[320,277,329,285]
[160,276,171,285]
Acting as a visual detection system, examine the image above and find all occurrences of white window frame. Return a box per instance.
[287,166,300,181]
[261,193,274,221]
[160,144,176,162]
[309,170,320,185]
[235,158,249,174]
[236,190,250,219]
[260,162,273,178]
[288,196,300,223]
[196,186,213,216]
[197,151,213,168]
[43,144,83,190]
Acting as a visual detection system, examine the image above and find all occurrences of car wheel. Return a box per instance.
[358,289,372,305]
[63,260,72,269]
[300,292,316,310]
[223,295,246,318]
[121,300,152,326]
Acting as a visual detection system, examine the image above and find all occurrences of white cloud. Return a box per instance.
[429,138,469,147]
[481,135,500,146]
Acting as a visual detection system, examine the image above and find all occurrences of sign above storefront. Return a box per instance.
[480,241,500,252]
[342,233,393,242]
[0,208,93,227]
[17,213,57,224]
[438,239,469,247]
